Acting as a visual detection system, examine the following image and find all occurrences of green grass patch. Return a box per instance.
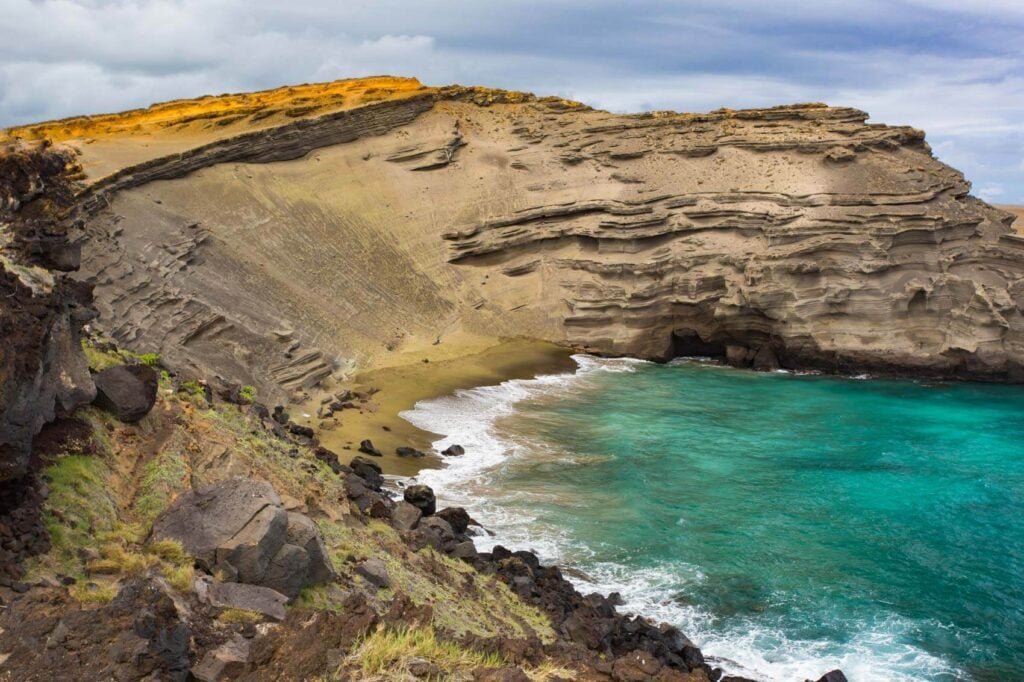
[133,442,188,526]
[37,454,120,578]
[69,581,118,605]
[345,624,506,679]
[219,607,264,624]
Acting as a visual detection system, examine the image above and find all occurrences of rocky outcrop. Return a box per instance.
[92,363,158,422]
[150,477,334,599]
[0,143,95,480]
[26,81,1015,399]
[0,577,192,681]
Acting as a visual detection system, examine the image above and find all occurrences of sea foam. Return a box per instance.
[399,355,963,682]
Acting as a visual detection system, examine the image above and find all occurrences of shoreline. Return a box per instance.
[294,336,578,477]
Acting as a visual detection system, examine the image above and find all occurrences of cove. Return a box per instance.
[403,357,1024,681]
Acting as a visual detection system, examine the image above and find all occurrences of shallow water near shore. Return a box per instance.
[401,356,1024,682]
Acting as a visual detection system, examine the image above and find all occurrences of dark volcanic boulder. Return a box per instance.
[92,364,158,422]
[150,477,334,599]
[403,484,436,516]
[358,439,383,456]
[287,423,315,438]
[271,405,289,425]
[396,446,426,458]
[349,456,384,490]
[441,444,465,457]
[313,445,344,475]
[434,507,473,536]
[391,501,422,531]
[206,581,288,622]
[815,672,849,682]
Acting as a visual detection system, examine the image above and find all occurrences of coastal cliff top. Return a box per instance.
[2,75,881,184]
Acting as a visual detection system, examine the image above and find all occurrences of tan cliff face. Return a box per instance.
[5,76,1022,402]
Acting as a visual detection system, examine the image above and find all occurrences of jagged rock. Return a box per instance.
[116,577,192,681]
[358,439,383,456]
[612,649,663,682]
[287,422,315,438]
[396,446,426,458]
[435,507,473,536]
[441,444,465,457]
[313,445,344,474]
[192,635,250,681]
[751,346,780,372]
[92,364,158,422]
[450,541,478,560]
[392,501,423,532]
[150,477,333,599]
[271,406,289,425]
[0,144,96,480]
[355,558,390,589]
[208,581,289,622]
[349,456,384,490]
[415,516,456,553]
[285,511,334,584]
[404,484,436,516]
[813,672,849,682]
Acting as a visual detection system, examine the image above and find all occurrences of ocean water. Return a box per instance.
[400,356,1024,682]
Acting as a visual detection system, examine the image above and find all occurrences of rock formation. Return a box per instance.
[3,76,1020,406]
[0,142,96,480]
[151,477,334,599]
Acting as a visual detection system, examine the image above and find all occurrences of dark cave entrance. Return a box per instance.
[671,329,726,359]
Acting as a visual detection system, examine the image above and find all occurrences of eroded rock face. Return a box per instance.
[0,143,95,480]
[150,477,334,599]
[49,86,1022,396]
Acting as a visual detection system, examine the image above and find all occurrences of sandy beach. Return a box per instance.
[292,335,578,477]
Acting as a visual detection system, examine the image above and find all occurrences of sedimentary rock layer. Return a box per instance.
[6,78,1019,399]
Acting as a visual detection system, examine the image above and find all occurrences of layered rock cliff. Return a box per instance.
[4,76,1022,406]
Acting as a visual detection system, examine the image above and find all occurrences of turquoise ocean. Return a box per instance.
[401,356,1024,681]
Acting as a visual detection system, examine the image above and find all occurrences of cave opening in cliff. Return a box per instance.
[671,329,727,359]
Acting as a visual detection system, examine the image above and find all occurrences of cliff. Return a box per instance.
[0,142,96,480]
[5,76,1018,407]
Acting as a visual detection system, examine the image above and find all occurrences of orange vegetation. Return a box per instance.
[0,76,430,143]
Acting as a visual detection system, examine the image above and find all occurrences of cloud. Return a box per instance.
[977,184,1006,200]
[1,0,1022,201]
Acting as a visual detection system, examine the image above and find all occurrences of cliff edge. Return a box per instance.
[5,76,1018,404]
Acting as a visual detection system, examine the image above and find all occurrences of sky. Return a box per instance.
[1,0,1022,202]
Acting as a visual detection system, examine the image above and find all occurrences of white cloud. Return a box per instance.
[1,0,1022,200]
[977,184,1006,200]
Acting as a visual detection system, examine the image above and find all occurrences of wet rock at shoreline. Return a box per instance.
[441,444,465,457]
[396,446,426,458]
[812,672,849,682]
